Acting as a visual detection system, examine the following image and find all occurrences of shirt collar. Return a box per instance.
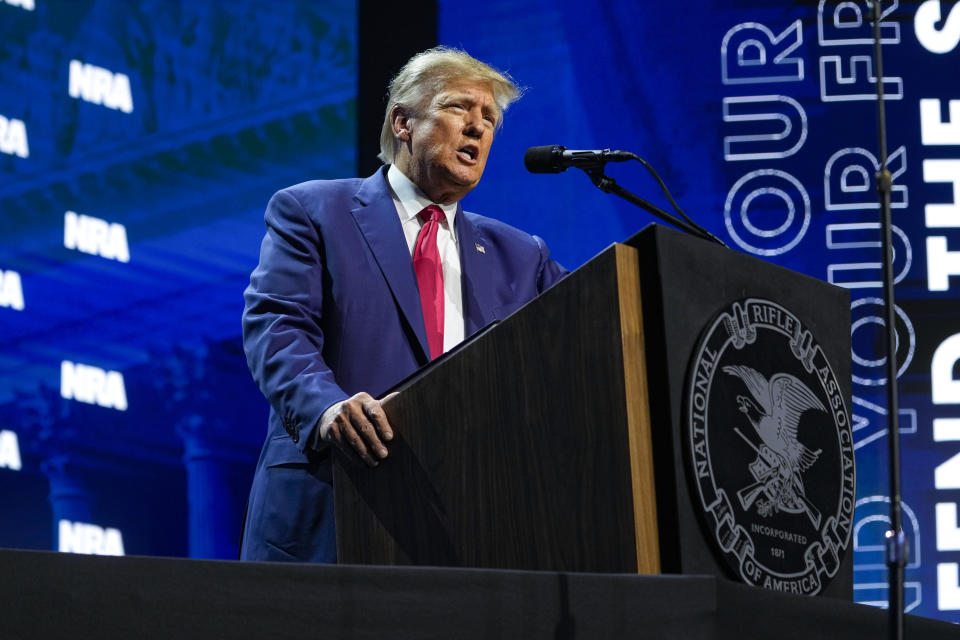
[387,164,458,230]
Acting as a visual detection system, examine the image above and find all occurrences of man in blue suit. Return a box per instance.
[240,47,567,562]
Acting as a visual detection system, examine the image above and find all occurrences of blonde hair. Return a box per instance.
[377,47,522,163]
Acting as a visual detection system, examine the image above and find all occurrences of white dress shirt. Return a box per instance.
[386,165,465,354]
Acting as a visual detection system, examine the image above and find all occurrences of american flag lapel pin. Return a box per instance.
[475,242,485,254]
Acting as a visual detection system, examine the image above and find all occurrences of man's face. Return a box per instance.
[393,80,499,204]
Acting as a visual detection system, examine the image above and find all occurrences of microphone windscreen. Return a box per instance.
[524,145,563,173]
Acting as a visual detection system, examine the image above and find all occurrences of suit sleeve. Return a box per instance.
[533,234,570,292]
[242,189,349,453]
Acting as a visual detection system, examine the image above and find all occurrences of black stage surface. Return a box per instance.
[1,549,955,639]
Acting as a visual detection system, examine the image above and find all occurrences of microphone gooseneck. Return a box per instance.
[524,144,725,247]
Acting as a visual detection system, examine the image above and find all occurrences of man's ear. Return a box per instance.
[390,105,412,142]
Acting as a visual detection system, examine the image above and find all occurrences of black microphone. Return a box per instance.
[524,145,634,173]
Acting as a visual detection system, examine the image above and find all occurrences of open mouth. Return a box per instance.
[457,145,479,163]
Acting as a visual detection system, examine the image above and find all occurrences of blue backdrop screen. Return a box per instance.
[0,0,356,559]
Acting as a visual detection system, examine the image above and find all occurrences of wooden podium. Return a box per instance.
[334,225,853,598]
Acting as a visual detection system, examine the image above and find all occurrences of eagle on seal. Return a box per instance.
[723,365,825,473]
[723,365,827,526]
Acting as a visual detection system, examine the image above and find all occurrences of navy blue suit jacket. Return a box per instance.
[240,167,567,562]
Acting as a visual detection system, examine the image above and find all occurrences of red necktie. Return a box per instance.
[413,205,445,360]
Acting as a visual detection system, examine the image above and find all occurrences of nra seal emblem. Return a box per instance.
[685,298,855,595]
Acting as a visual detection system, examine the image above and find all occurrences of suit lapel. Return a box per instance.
[456,208,497,336]
[351,169,430,363]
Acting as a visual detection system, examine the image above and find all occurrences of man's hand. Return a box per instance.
[319,392,395,467]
